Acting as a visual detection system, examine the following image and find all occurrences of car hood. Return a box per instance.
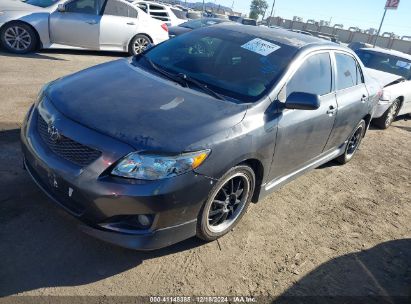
[47,59,247,152]
[364,67,404,88]
[0,0,42,11]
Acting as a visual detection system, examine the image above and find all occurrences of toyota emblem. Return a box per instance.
[47,124,61,143]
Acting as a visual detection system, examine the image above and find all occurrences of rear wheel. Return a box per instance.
[196,165,255,241]
[0,22,38,54]
[129,34,150,55]
[336,120,366,165]
[373,98,401,129]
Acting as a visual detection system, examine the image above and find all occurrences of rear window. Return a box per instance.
[139,27,298,103]
[171,8,188,20]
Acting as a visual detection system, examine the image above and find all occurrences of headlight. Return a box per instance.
[111,150,210,180]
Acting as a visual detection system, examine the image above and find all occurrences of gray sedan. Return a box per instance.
[21,25,380,250]
[0,0,169,54]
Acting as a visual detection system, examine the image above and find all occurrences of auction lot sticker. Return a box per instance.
[241,38,281,56]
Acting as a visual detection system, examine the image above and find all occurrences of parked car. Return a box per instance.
[0,0,168,55]
[236,17,257,26]
[130,1,187,26]
[355,47,411,128]
[21,24,379,250]
[168,18,231,38]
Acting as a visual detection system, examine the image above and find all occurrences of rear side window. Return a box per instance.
[286,53,332,97]
[335,53,361,90]
[104,0,137,18]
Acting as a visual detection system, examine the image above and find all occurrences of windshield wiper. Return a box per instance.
[177,73,226,101]
[142,55,186,87]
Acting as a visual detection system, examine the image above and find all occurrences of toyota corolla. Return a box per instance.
[21,24,380,250]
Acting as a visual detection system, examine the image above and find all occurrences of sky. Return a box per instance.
[212,0,411,37]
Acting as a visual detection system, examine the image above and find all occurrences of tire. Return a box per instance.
[336,119,366,165]
[0,22,38,54]
[128,34,150,55]
[373,98,401,129]
[196,165,255,241]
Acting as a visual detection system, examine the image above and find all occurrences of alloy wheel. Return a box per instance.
[346,125,364,156]
[385,101,399,127]
[206,172,250,233]
[4,26,32,51]
[133,37,149,54]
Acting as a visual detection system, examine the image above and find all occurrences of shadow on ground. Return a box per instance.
[0,48,127,60]
[0,126,203,297]
[275,239,411,304]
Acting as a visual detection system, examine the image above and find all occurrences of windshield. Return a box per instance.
[137,27,297,103]
[356,49,411,80]
[23,0,59,7]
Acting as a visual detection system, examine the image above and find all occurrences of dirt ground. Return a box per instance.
[0,50,410,301]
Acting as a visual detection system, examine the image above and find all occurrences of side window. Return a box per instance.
[104,0,137,18]
[65,0,103,14]
[286,53,332,98]
[335,53,361,90]
[148,4,169,21]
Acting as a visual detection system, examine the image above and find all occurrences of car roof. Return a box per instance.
[213,23,335,49]
[360,47,411,61]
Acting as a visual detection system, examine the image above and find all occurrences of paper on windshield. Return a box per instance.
[396,60,411,70]
[241,38,281,56]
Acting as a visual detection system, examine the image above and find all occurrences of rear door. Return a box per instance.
[99,0,139,50]
[324,51,369,150]
[268,52,338,180]
[50,0,105,49]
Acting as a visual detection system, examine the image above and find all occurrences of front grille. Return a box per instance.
[37,113,101,167]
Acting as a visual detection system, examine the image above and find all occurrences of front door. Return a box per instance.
[268,52,337,180]
[50,0,105,49]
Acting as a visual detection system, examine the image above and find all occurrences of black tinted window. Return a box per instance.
[355,50,411,80]
[335,53,359,90]
[104,0,137,18]
[286,53,332,97]
[66,0,104,14]
[171,8,188,19]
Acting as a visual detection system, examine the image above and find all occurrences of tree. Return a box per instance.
[249,0,268,20]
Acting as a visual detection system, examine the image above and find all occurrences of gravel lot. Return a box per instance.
[0,50,410,300]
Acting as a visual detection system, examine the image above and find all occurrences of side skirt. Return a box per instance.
[257,146,345,201]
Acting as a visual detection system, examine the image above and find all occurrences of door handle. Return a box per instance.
[127,22,136,25]
[361,95,368,103]
[85,20,98,25]
[326,105,336,115]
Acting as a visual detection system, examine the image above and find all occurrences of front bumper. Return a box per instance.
[21,100,214,250]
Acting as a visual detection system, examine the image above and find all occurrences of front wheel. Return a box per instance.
[336,120,366,165]
[129,34,150,55]
[0,22,38,54]
[373,98,400,129]
[196,165,255,241]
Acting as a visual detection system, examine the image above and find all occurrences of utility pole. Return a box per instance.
[268,0,276,27]
[373,8,387,47]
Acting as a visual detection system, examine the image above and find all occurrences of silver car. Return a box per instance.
[0,0,169,54]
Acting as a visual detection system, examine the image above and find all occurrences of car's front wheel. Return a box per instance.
[196,165,255,241]
[336,119,366,164]
[373,98,401,129]
[0,22,38,54]
[129,34,150,55]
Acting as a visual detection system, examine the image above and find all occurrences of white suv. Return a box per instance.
[130,1,187,26]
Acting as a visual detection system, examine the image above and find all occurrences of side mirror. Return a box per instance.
[57,4,66,12]
[285,92,320,110]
